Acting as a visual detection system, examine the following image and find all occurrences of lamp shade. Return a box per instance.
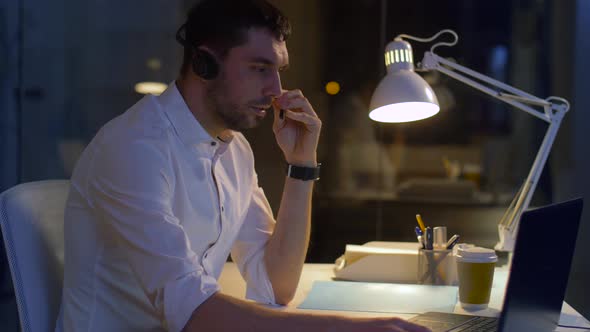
[369,39,440,123]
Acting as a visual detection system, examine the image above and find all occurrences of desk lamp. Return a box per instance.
[369,29,570,252]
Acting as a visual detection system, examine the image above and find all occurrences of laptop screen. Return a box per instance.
[498,198,583,332]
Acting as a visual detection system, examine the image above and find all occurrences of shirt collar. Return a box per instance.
[158,81,228,147]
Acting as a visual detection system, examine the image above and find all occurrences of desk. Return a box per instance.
[218,262,590,331]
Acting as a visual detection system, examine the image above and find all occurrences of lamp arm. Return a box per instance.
[421,52,565,122]
[495,114,564,251]
[419,51,569,252]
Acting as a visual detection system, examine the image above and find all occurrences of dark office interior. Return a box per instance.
[1,0,589,330]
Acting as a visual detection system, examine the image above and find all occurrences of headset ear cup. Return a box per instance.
[192,49,219,80]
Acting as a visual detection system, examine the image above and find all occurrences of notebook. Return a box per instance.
[409,198,583,332]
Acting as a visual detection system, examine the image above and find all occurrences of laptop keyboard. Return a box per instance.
[449,316,498,332]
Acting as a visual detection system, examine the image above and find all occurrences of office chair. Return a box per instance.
[0,180,70,332]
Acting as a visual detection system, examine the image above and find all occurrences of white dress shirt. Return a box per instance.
[56,82,277,332]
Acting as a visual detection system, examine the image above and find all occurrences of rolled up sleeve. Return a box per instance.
[230,183,277,305]
[88,140,218,332]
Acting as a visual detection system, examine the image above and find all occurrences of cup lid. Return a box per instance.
[456,246,497,263]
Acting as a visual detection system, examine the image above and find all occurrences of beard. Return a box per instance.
[205,74,267,132]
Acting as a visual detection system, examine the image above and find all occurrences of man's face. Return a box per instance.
[205,28,289,132]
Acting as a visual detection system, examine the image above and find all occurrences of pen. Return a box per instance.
[446,234,460,249]
[415,226,423,237]
[416,214,426,234]
[415,226,424,249]
[417,235,425,249]
[425,227,433,250]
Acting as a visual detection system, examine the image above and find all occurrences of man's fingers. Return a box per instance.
[278,89,303,100]
[275,89,317,117]
[390,318,432,332]
[283,110,321,129]
[275,95,322,130]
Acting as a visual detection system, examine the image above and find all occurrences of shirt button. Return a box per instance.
[211,141,216,146]
[221,206,224,212]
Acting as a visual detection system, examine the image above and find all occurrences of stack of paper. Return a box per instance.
[334,242,420,283]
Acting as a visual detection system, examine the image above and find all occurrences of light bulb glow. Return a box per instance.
[369,102,440,123]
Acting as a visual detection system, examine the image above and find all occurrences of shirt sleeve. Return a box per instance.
[87,139,218,332]
[230,176,277,305]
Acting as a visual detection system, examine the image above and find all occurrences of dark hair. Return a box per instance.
[177,0,291,75]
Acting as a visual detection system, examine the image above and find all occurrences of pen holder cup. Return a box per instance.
[417,249,458,285]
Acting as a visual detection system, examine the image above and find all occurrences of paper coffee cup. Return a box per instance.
[455,246,497,310]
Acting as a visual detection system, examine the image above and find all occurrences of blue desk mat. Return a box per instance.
[298,281,458,314]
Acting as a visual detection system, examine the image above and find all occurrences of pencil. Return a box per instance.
[416,214,426,234]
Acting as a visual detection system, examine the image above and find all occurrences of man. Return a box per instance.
[56,1,429,331]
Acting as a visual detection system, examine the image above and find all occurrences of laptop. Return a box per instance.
[408,198,583,332]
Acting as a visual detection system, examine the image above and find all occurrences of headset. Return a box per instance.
[175,23,219,80]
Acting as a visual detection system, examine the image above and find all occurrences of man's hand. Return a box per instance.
[272,89,321,167]
[332,317,432,332]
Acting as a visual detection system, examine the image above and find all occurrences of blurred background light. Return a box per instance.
[325,81,341,95]
[134,81,167,95]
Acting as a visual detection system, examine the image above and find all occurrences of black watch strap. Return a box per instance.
[286,163,321,181]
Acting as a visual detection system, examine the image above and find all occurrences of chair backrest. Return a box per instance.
[0,180,70,332]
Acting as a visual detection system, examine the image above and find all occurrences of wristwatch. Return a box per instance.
[286,163,321,181]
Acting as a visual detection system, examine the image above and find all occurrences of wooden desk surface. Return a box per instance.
[218,262,590,330]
